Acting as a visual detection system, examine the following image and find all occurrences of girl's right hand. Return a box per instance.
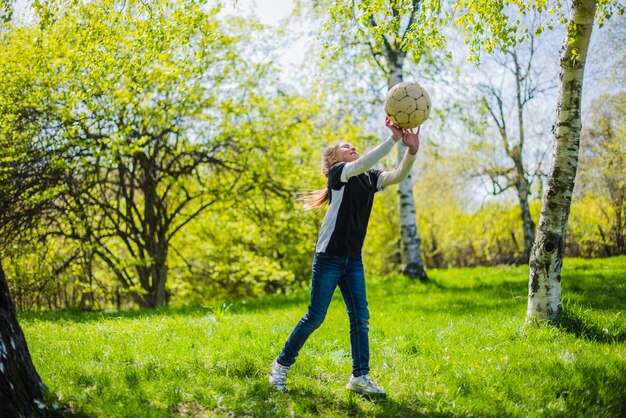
[402,125,421,155]
[385,116,403,141]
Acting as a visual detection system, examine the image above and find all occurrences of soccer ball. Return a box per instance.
[384,81,431,129]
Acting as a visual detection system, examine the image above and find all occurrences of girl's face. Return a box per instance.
[331,143,359,164]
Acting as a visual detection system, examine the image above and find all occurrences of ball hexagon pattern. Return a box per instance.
[384,81,431,128]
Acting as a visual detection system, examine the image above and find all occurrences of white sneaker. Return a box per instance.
[269,358,290,391]
[346,374,386,396]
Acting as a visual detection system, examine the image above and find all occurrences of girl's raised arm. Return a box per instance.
[377,126,420,189]
[341,117,403,182]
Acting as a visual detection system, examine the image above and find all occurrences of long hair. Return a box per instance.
[300,143,342,210]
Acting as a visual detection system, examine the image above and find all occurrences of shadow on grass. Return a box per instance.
[17,258,625,325]
[254,383,458,418]
[17,290,311,323]
[554,303,626,344]
[17,305,204,323]
[349,394,458,418]
[434,269,625,318]
[563,274,626,311]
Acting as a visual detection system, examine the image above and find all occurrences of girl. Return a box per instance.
[269,118,421,395]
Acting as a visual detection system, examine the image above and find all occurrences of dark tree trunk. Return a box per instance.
[516,175,536,264]
[0,263,45,418]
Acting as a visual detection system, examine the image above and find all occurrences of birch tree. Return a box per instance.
[456,0,622,320]
[0,0,47,413]
[319,0,448,281]
[526,0,604,320]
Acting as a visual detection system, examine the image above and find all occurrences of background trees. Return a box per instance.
[573,92,626,257]
[460,18,557,263]
[305,0,452,281]
[3,0,252,308]
[0,0,624,312]
[1,0,327,308]
[451,0,623,320]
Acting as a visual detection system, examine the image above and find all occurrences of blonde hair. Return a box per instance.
[300,143,342,210]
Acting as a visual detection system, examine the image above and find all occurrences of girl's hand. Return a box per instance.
[402,125,420,155]
[385,116,403,141]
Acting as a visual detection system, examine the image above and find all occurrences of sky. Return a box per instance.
[221,0,310,71]
[221,0,296,28]
[240,0,295,26]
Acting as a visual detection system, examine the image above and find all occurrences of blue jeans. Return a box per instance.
[277,253,370,377]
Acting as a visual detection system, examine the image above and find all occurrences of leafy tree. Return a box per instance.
[0,0,299,307]
[455,0,623,320]
[168,96,336,303]
[311,0,451,281]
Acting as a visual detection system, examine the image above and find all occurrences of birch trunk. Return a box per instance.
[513,53,536,264]
[517,178,536,263]
[0,263,46,417]
[388,64,428,282]
[527,0,597,321]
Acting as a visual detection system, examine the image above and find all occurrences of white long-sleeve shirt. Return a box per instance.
[315,137,417,259]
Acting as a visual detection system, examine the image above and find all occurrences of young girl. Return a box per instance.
[269,118,421,395]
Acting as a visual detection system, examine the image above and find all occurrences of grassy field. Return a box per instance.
[20,256,626,417]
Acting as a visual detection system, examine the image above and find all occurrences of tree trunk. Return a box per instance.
[517,183,536,263]
[388,63,428,282]
[527,0,597,321]
[513,154,535,263]
[137,152,169,308]
[0,263,46,417]
[151,244,168,308]
[615,195,625,254]
[512,52,535,264]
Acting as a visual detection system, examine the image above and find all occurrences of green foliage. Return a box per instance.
[2,231,103,311]
[0,0,12,22]
[572,92,626,257]
[454,0,623,61]
[568,195,622,257]
[167,201,314,304]
[365,146,541,273]
[0,0,339,308]
[19,257,626,416]
[2,0,624,311]
[327,0,449,62]
[2,0,261,306]
[312,0,454,95]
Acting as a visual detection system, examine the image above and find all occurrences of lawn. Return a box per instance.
[20,256,626,417]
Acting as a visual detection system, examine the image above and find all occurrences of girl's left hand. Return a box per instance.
[385,116,403,141]
[402,125,420,155]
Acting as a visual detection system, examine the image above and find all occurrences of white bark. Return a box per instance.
[527,0,597,321]
[388,66,428,281]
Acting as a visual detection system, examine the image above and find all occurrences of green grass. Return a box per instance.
[20,256,626,417]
